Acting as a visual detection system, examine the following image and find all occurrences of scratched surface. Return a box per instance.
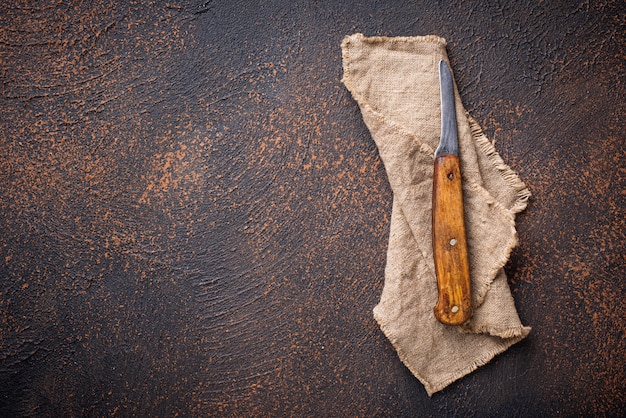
[0,1,624,416]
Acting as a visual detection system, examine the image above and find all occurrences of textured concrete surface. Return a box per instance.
[1,1,624,416]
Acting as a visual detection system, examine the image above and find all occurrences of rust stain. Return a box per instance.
[0,0,624,417]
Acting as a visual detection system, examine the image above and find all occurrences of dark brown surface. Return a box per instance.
[0,1,624,416]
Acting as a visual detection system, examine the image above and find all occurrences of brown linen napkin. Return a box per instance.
[341,33,531,395]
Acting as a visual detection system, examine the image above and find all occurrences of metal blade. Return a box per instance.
[434,60,459,157]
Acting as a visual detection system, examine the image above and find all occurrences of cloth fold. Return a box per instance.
[341,33,530,395]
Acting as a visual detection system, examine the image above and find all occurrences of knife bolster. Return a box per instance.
[432,154,473,325]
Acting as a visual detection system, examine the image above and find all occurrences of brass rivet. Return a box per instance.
[451,305,459,313]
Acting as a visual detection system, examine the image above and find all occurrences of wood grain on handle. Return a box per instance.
[432,154,472,325]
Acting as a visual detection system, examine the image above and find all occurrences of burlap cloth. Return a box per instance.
[341,33,531,395]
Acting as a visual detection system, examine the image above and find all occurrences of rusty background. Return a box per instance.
[1,1,624,416]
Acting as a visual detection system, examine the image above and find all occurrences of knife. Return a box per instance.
[432,60,472,325]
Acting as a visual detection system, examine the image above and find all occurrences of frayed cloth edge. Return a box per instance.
[373,306,528,396]
[468,114,531,215]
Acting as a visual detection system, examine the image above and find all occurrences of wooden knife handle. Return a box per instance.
[432,154,472,325]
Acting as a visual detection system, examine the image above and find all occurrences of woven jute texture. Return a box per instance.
[341,33,531,395]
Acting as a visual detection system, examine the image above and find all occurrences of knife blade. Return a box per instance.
[432,60,472,325]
